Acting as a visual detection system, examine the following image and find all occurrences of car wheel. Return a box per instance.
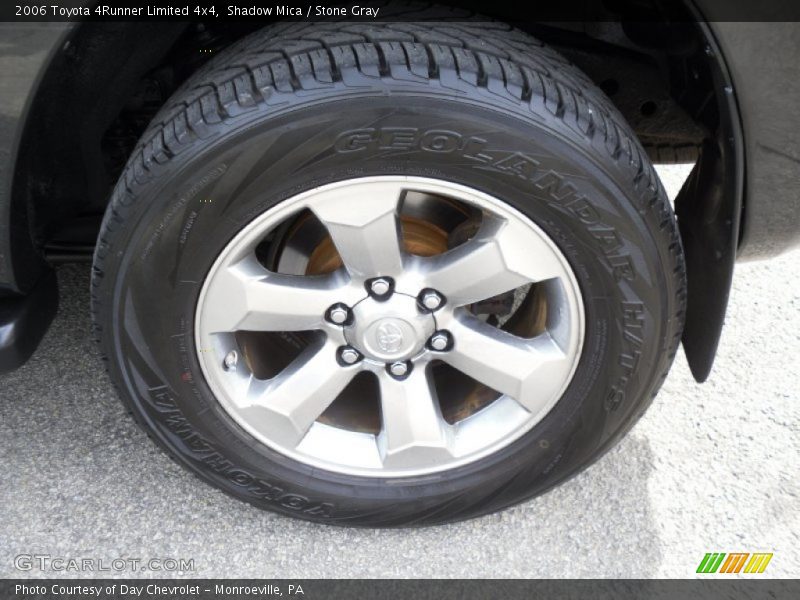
[92,20,686,526]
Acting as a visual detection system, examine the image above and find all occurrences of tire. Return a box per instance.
[91,19,686,527]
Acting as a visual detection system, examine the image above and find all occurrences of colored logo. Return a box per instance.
[696,553,773,574]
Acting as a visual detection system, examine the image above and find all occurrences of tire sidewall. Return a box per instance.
[98,93,673,525]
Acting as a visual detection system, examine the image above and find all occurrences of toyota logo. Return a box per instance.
[375,322,404,353]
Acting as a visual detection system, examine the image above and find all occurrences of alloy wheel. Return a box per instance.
[195,177,584,477]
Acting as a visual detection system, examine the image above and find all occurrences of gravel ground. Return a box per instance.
[0,165,798,579]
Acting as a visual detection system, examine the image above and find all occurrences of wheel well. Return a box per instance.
[15,11,732,259]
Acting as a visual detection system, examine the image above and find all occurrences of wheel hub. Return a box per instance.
[345,293,435,362]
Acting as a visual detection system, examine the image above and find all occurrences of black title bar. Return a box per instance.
[4,0,800,22]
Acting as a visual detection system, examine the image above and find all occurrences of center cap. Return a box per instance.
[364,318,416,359]
[345,293,435,362]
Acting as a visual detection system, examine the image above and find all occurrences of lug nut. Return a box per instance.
[417,288,446,312]
[326,304,351,325]
[429,331,451,352]
[339,346,361,365]
[369,277,392,297]
[388,361,410,378]
[223,350,239,371]
[330,307,348,324]
[420,289,444,311]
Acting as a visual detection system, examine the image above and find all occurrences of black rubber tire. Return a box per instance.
[91,19,686,527]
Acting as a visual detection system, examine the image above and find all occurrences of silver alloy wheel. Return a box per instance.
[195,177,584,477]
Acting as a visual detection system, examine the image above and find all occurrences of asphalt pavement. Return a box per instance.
[1,165,798,578]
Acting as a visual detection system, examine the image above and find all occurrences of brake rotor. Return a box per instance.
[306,215,451,274]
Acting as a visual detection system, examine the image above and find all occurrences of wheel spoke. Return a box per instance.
[202,255,348,333]
[421,215,564,307]
[237,340,356,448]
[311,181,405,279]
[441,315,571,416]
[377,367,453,468]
